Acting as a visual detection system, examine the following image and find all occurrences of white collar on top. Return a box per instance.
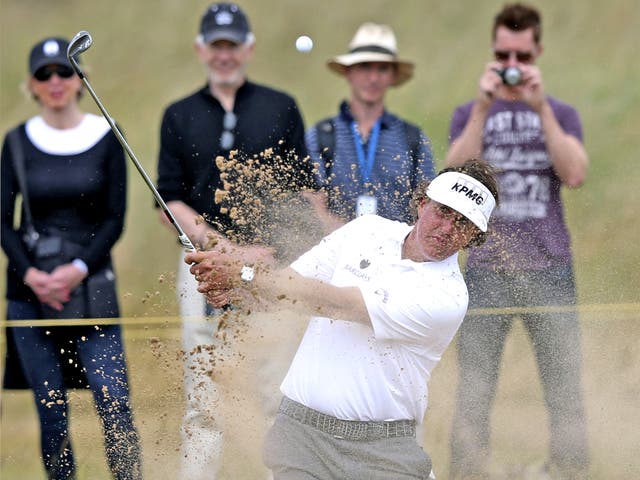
[25,113,111,155]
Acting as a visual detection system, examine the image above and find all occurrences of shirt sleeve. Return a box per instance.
[156,106,187,204]
[304,124,328,187]
[416,129,436,181]
[448,103,472,145]
[553,101,584,142]
[0,129,32,281]
[361,270,468,346]
[280,97,319,191]
[290,221,349,282]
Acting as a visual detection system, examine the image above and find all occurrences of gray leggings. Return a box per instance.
[449,267,589,476]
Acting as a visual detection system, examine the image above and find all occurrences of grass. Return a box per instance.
[1,0,639,478]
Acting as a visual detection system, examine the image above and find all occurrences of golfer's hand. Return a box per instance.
[204,289,233,309]
[186,250,240,293]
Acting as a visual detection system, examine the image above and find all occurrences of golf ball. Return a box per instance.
[295,35,313,53]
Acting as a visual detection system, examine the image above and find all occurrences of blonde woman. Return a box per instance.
[1,36,141,479]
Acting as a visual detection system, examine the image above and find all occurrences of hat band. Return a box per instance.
[349,45,396,56]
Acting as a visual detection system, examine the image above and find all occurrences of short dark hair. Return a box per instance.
[492,3,542,44]
[410,158,499,248]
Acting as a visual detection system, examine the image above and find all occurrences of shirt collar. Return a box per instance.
[395,223,460,268]
[338,100,393,129]
[199,79,254,106]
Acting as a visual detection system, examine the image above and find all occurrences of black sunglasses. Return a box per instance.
[493,49,534,63]
[220,111,237,150]
[33,65,75,82]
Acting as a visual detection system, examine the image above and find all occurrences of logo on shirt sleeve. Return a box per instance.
[374,288,389,304]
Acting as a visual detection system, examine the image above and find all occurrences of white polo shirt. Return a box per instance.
[281,215,468,422]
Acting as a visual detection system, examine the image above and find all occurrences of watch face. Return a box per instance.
[241,265,255,282]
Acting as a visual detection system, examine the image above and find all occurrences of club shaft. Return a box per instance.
[71,59,195,251]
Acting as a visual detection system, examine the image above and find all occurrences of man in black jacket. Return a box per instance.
[155,3,314,478]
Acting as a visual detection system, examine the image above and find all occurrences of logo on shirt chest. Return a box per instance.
[343,258,372,282]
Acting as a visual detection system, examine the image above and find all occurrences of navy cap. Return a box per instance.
[200,3,251,45]
[29,37,73,74]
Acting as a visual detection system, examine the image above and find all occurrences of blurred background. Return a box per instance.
[1,0,638,478]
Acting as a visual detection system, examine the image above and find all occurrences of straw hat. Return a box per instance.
[327,23,414,86]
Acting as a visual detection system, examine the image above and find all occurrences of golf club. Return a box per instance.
[67,30,195,252]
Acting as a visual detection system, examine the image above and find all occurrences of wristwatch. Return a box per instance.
[240,265,255,282]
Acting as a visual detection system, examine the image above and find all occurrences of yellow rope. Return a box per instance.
[1,303,637,328]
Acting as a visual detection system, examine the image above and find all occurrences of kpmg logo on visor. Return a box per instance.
[451,177,489,206]
[426,171,496,232]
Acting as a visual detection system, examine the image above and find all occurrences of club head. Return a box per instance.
[67,30,93,60]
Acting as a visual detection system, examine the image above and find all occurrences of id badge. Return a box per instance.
[356,195,377,217]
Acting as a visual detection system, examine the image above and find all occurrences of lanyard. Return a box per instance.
[351,119,381,186]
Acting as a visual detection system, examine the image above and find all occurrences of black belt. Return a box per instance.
[279,397,416,441]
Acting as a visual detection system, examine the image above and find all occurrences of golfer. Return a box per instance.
[186,158,498,479]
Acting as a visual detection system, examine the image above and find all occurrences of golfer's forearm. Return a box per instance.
[254,267,371,326]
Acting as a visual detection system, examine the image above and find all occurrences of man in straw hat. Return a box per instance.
[187,158,499,479]
[305,22,435,233]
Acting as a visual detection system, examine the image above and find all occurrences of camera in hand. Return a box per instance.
[496,66,522,86]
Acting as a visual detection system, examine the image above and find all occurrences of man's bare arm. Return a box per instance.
[185,250,370,326]
[255,267,370,325]
[445,63,500,167]
[445,101,491,167]
[537,102,588,188]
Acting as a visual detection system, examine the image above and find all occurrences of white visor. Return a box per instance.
[426,172,496,232]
